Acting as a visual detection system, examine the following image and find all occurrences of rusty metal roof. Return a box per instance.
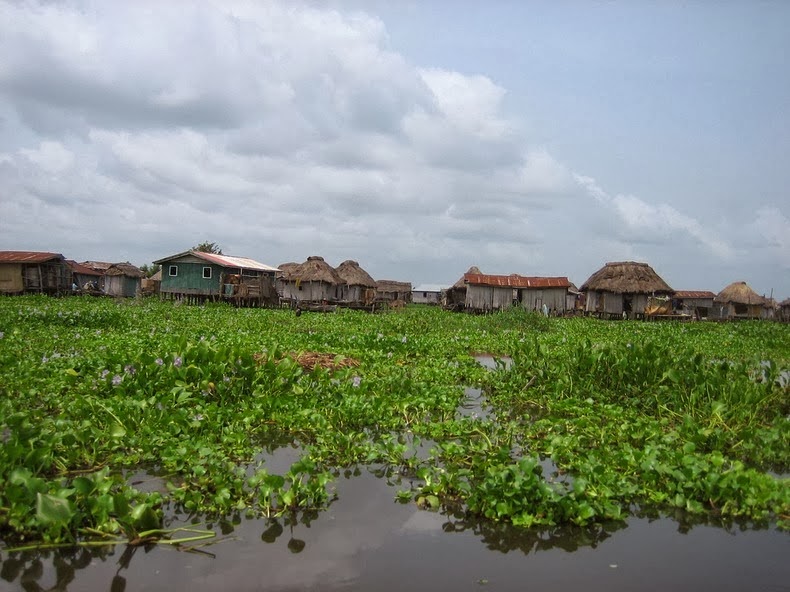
[154,250,280,272]
[0,251,64,263]
[464,273,571,289]
[65,260,102,276]
[674,290,716,299]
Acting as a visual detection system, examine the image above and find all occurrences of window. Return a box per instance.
[169,265,178,277]
[203,267,212,279]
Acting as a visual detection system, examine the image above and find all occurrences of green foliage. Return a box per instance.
[0,297,787,548]
[192,241,223,254]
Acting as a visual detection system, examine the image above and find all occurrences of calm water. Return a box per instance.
[1,469,787,592]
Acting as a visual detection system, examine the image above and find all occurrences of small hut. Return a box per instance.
[779,298,790,323]
[66,260,103,292]
[566,282,583,313]
[80,261,113,291]
[464,273,571,313]
[104,262,145,297]
[0,251,71,295]
[412,284,444,305]
[445,266,481,310]
[375,280,413,303]
[141,268,161,296]
[713,281,766,320]
[672,291,716,319]
[335,260,377,305]
[279,256,344,303]
[580,261,674,319]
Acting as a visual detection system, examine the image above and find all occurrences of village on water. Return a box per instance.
[0,247,787,322]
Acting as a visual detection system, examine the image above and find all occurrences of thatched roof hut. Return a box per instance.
[276,262,300,280]
[581,261,673,294]
[375,280,413,302]
[336,260,377,304]
[279,256,343,303]
[104,262,144,297]
[335,260,377,288]
[581,261,673,318]
[714,281,765,306]
[445,266,482,308]
[713,281,765,320]
[292,256,343,284]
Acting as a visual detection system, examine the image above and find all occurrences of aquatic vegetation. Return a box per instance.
[0,297,787,549]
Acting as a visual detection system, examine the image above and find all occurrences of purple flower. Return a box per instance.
[352,375,362,388]
[112,374,122,386]
[41,355,49,363]
[0,331,5,339]
[155,357,164,366]
[401,336,407,343]
[124,364,136,375]
[101,369,110,379]
[174,356,183,368]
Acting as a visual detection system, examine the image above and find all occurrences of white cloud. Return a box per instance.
[573,173,734,259]
[0,0,786,296]
[19,141,75,173]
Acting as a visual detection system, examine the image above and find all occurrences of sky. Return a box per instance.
[1,0,788,298]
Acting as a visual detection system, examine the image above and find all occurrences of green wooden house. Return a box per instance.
[153,250,281,306]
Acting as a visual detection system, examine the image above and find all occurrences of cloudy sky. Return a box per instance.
[1,1,788,297]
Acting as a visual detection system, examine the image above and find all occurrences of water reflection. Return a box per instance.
[474,354,512,371]
[1,468,788,592]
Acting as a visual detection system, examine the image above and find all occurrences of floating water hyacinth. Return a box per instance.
[173,356,183,368]
[352,376,362,387]
[101,369,110,379]
[155,358,164,366]
[111,375,122,386]
[124,364,136,375]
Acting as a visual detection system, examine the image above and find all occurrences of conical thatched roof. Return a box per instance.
[580,261,673,294]
[780,298,790,308]
[714,281,765,305]
[276,262,299,280]
[335,260,377,287]
[452,266,482,290]
[289,256,343,285]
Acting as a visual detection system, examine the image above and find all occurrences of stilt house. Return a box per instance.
[672,291,716,319]
[154,250,280,306]
[104,262,145,298]
[712,281,766,320]
[445,266,481,310]
[335,260,377,305]
[464,273,571,313]
[375,280,413,303]
[279,256,343,303]
[581,261,674,319]
[0,251,71,295]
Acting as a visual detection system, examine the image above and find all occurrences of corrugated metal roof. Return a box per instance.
[0,251,64,263]
[65,260,102,276]
[413,284,446,293]
[155,250,280,272]
[464,273,571,289]
[193,251,280,272]
[674,290,716,299]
